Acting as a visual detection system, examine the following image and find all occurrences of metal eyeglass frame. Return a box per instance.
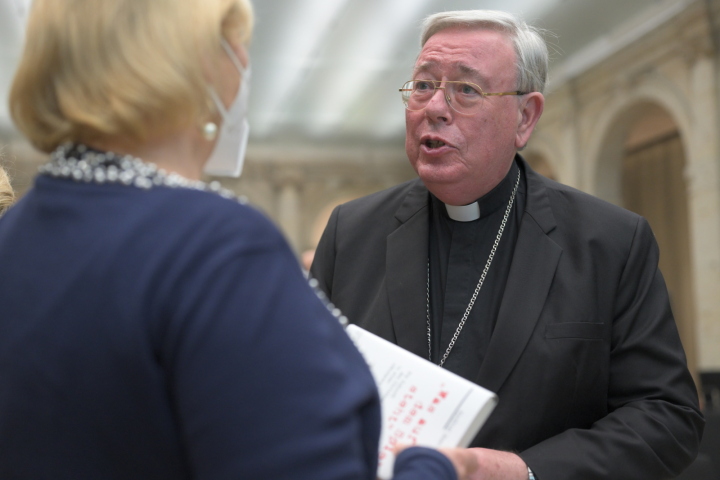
[399,79,528,115]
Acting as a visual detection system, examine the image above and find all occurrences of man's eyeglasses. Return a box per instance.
[399,80,527,115]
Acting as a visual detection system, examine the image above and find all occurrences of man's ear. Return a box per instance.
[515,92,544,149]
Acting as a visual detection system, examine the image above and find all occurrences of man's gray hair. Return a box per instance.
[420,10,549,94]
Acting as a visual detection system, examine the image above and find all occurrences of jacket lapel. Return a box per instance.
[475,160,562,393]
[386,180,431,359]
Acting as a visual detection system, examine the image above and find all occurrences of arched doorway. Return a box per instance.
[619,104,697,378]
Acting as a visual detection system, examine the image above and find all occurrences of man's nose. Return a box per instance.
[424,86,452,120]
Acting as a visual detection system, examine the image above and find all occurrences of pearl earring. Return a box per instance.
[203,122,218,141]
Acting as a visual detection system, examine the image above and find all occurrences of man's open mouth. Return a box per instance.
[425,139,446,148]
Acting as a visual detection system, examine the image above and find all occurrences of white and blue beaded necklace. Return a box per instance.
[41,142,245,202]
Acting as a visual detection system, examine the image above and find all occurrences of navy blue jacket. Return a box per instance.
[0,175,454,480]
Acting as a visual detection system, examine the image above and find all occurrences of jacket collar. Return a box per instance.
[394,178,428,224]
[393,157,557,232]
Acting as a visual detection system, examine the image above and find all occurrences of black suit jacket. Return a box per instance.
[311,157,704,480]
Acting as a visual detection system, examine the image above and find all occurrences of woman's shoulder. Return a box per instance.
[132,187,290,264]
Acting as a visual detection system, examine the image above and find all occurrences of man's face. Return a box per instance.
[405,27,524,205]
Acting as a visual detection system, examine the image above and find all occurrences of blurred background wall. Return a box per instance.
[1,0,719,417]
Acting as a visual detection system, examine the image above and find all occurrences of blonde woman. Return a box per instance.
[0,166,13,215]
[0,1,477,479]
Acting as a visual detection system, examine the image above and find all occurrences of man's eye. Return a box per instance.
[415,81,434,91]
[458,83,481,95]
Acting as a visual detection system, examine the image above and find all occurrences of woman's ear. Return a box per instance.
[223,37,249,70]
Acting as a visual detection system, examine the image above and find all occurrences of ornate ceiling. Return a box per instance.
[0,0,691,146]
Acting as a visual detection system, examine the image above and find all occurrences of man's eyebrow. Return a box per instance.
[412,61,489,84]
[413,61,436,75]
[457,64,485,80]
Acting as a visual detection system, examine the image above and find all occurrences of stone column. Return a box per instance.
[687,53,720,370]
[276,171,303,255]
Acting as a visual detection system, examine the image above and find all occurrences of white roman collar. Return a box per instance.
[445,202,480,222]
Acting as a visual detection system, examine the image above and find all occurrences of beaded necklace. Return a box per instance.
[40,143,244,202]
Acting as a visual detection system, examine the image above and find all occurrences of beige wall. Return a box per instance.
[525,0,720,371]
[218,143,417,255]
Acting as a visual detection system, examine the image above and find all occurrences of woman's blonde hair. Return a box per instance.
[0,166,15,216]
[9,0,253,153]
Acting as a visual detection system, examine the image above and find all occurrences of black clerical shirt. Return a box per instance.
[428,160,526,381]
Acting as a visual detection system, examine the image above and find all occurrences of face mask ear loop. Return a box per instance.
[220,38,247,75]
[206,87,229,120]
[207,38,247,121]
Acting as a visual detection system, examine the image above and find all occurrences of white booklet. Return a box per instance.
[346,325,498,480]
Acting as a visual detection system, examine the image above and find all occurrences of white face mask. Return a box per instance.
[203,39,251,178]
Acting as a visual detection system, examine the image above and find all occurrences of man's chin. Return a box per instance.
[417,166,465,189]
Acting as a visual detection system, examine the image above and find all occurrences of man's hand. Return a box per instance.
[437,447,480,480]
[466,448,528,480]
[393,445,479,480]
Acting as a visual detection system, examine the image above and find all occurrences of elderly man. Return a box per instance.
[311,10,703,480]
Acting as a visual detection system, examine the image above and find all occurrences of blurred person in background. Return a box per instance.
[0,166,13,216]
[0,1,478,479]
